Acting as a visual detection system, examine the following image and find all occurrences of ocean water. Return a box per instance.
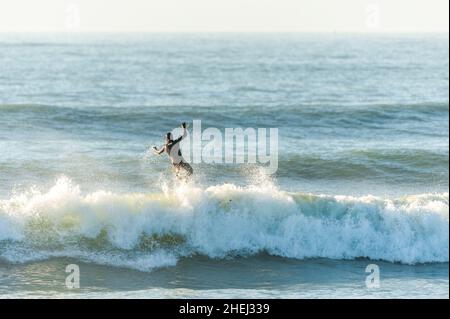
[0,33,448,299]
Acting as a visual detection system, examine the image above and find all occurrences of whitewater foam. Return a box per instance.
[0,177,448,271]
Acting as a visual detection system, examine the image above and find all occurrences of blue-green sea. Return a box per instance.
[0,33,448,298]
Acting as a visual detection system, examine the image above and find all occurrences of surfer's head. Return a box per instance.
[165,132,173,142]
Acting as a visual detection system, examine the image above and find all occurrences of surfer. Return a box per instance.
[152,122,193,179]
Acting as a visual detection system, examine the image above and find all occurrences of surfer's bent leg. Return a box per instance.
[181,162,193,176]
[172,162,193,178]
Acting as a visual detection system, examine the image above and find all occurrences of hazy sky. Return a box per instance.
[0,0,448,32]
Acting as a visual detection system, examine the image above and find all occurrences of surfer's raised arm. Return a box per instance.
[169,122,188,146]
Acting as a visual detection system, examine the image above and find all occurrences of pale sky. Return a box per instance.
[0,0,448,32]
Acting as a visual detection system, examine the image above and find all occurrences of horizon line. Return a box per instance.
[0,30,448,34]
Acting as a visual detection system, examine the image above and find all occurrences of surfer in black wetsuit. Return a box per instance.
[153,122,193,179]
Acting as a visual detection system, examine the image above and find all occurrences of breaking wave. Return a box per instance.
[0,177,448,271]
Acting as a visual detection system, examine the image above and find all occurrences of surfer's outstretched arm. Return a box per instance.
[152,146,165,155]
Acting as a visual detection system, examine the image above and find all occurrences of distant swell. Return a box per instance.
[0,102,448,125]
[0,177,448,271]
